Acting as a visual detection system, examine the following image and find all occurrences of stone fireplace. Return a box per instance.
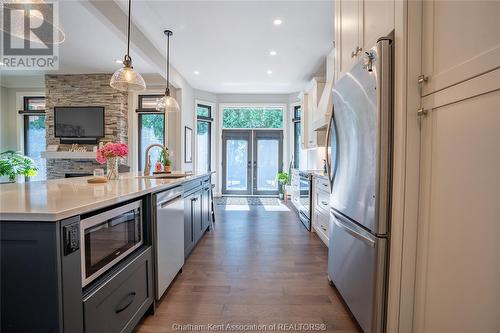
[45,74,128,179]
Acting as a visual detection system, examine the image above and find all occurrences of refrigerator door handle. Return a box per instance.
[325,113,334,190]
[333,216,375,248]
[374,34,393,235]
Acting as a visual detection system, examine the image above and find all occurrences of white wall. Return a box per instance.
[217,93,290,104]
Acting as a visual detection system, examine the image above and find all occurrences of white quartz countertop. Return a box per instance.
[0,172,213,222]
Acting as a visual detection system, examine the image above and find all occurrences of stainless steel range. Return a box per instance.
[298,171,312,231]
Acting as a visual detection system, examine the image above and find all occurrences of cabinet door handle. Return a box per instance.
[115,292,136,314]
[320,225,327,231]
[321,201,328,206]
[352,46,363,58]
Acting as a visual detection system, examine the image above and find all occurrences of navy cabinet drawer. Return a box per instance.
[83,247,153,333]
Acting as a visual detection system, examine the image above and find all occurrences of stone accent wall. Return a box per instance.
[46,159,102,179]
[45,74,128,179]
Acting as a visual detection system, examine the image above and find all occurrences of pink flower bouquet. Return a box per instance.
[96,142,128,164]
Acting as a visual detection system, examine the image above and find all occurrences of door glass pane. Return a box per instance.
[139,114,165,171]
[256,139,279,191]
[25,115,46,181]
[197,121,210,173]
[226,139,248,191]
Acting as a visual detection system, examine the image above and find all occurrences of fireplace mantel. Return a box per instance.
[41,151,96,160]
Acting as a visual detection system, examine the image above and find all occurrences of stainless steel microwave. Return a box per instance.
[80,200,143,287]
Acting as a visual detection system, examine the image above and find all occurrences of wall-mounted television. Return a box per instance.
[54,106,105,143]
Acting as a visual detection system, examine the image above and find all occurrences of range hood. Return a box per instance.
[312,48,335,132]
[312,79,333,131]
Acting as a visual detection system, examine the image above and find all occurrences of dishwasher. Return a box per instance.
[154,186,184,300]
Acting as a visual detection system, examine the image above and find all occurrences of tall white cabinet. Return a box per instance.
[414,1,500,332]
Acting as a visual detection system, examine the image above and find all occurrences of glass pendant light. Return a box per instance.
[156,30,180,112]
[110,0,146,92]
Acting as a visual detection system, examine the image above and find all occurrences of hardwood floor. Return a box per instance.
[135,202,359,332]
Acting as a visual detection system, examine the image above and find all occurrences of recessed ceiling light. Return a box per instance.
[115,59,123,64]
[273,19,282,26]
[194,71,200,75]
[267,70,273,75]
[269,50,277,56]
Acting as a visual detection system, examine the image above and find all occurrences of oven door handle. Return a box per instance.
[115,292,136,314]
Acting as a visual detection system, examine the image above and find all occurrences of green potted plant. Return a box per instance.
[0,151,38,183]
[159,150,172,173]
[276,171,290,200]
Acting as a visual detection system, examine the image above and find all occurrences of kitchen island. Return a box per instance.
[0,172,214,333]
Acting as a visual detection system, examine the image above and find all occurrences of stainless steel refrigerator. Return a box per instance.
[325,33,393,333]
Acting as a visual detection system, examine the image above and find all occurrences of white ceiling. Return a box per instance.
[1,1,334,94]
[123,0,334,93]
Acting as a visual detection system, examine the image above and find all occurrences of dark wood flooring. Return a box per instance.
[135,203,359,332]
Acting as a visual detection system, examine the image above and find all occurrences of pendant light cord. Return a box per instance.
[126,0,131,59]
[166,33,170,93]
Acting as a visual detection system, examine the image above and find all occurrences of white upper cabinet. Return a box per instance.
[335,0,395,81]
[336,0,360,80]
[421,0,500,96]
[362,0,395,52]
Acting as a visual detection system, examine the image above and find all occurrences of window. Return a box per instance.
[138,95,163,110]
[137,95,165,171]
[292,105,301,168]
[196,104,212,173]
[222,107,283,129]
[24,96,45,111]
[20,97,46,181]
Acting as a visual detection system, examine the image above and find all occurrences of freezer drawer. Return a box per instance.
[328,211,387,333]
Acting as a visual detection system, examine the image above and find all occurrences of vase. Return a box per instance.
[106,157,119,180]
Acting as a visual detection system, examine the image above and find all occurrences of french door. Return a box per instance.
[222,130,283,196]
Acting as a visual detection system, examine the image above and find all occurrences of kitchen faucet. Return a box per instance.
[143,144,169,176]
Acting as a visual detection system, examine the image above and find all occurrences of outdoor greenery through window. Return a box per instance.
[137,95,165,171]
[222,107,283,129]
[197,104,210,118]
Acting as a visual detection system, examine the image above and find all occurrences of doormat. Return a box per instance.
[215,197,281,206]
